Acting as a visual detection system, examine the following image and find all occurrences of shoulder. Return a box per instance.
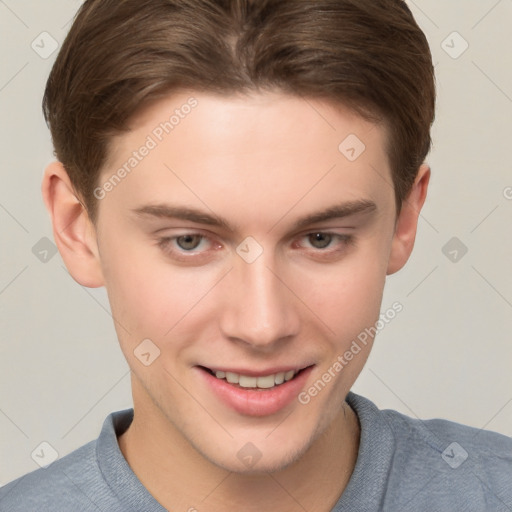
[0,440,111,511]
[0,409,133,512]
[382,405,512,468]
[348,393,512,510]
[383,404,512,509]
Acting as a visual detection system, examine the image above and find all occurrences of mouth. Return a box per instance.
[196,364,315,416]
[198,365,312,390]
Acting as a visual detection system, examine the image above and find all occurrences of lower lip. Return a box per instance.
[197,366,314,417]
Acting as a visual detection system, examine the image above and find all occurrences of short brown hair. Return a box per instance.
[43,0,436,224]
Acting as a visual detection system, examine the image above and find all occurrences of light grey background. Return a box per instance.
[1,0,511,485]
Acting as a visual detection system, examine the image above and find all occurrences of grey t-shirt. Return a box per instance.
[1,392,511,511]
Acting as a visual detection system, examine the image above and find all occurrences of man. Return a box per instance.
[1,0,511,510]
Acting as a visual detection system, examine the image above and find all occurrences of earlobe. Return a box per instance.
[386,164,430,275]
[41,161,105,288]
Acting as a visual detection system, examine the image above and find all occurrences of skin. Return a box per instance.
[42,91,429,512]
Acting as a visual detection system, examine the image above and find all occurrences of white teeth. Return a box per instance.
[239,375,257,388]
[225,372,239,384]
[256,375,276,388]
[284,370,295,382]
[212,369,300,388]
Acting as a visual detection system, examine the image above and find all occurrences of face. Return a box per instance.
[86,91,404,472]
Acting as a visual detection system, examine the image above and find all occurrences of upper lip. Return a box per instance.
[199,364,314,377]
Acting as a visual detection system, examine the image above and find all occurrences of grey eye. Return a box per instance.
[176,235,203,250]
[308,233,333,249]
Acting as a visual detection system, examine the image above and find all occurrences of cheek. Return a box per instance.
[100,237,223,342]
[298,249,387,332]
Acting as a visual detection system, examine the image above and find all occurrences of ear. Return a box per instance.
[41,161,105,287]
[387,163,430,275]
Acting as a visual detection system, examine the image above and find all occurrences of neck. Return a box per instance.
[118,388,360,512]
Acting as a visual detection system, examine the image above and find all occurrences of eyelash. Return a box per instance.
[156,232,355,262]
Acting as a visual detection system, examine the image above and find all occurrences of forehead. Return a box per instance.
[122,90,386,156]
[99,91,394,229]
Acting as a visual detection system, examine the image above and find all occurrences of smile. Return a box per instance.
[206,368,300,389]
[197,365,315,416]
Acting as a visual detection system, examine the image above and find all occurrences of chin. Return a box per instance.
[195,430,315,475]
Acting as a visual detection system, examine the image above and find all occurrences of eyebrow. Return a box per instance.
[131,199,377,233]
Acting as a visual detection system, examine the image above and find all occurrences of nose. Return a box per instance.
[219,250,301,350]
